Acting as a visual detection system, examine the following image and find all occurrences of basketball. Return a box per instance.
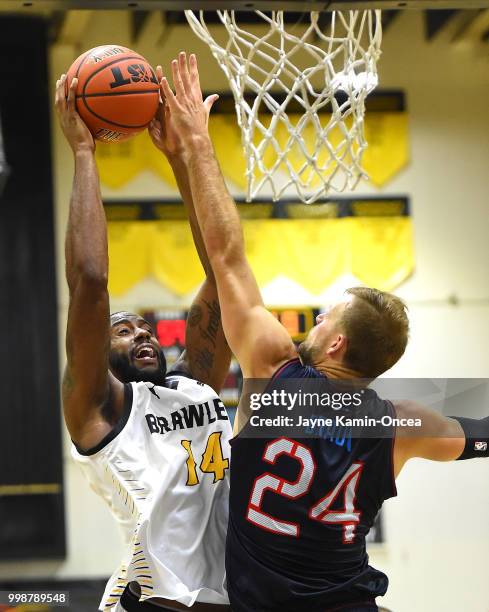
[66,45,160,143]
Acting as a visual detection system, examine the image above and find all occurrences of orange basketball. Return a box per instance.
[66,45,160,143]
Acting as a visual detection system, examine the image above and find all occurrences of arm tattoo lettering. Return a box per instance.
[188,304,203,327]
[185,298,222,383]
[194,347,215,376]
[198,299,221,349]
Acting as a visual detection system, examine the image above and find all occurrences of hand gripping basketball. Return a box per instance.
[55,74,95,155]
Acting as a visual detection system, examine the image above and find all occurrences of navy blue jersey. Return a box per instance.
[226,359,397,612]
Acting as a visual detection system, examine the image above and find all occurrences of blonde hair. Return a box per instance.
[341,287,409,378]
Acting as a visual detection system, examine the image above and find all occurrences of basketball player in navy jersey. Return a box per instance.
[55,74,232,611]
[159,52,489,612]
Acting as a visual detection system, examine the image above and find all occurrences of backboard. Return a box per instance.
[2,0,489,11]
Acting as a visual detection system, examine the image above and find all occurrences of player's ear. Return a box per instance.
[326,334,347,357]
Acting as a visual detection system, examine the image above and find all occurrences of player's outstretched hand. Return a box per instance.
[155,52,218,153]
[148,66,183,160]
[55,74,95,154]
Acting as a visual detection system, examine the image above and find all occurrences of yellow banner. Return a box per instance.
[107,217,414,297]
[96,111,409,191]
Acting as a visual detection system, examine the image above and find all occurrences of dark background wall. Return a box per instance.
[0,15,65,560]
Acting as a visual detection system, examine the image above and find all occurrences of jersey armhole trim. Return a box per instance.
[165,370,195,381]
[270,358,302,382]
[73,383,133,457]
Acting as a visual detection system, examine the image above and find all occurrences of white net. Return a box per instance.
[185,10,382,204]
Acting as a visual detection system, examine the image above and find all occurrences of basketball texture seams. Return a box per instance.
[80,93,160,129]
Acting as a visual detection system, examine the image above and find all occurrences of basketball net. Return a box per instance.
[185,10,382,203]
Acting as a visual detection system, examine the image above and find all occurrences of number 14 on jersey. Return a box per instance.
[182,432,229,486]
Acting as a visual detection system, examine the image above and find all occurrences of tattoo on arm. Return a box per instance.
[188,303,203,327]
[189,299,221,347]
[200,299,220,348]
[194,347,215,376]
[187,299,222,379]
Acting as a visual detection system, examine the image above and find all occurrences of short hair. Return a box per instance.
[340,287,409,378]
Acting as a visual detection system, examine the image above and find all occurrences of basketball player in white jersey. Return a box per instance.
[55,73,232,612]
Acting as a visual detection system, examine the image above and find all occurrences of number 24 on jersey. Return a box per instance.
[246,437,364,544]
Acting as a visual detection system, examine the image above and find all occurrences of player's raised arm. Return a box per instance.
[148,58,231,392]
[159,53,297,379]
[393,400,489,475]
[56,75,124,450]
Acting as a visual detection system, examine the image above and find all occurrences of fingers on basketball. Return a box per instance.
[55,74,66,111]
[156,65,165,102]
[67,77,78,113]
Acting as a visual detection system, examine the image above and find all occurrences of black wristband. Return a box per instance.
[450,416,489,460]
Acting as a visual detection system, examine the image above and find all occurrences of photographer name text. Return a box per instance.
[249,415,422,428]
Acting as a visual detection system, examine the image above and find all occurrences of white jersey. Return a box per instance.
[72,375,232,610]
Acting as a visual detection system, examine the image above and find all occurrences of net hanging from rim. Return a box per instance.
[185,10,382,204]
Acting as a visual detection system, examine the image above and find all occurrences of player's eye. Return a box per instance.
[118,327,130,335]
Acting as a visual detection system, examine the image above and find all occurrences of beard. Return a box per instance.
[297,339,316,366]
[109,349,167,386]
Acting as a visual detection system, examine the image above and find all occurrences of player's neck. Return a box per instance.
[316,362,366,384]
